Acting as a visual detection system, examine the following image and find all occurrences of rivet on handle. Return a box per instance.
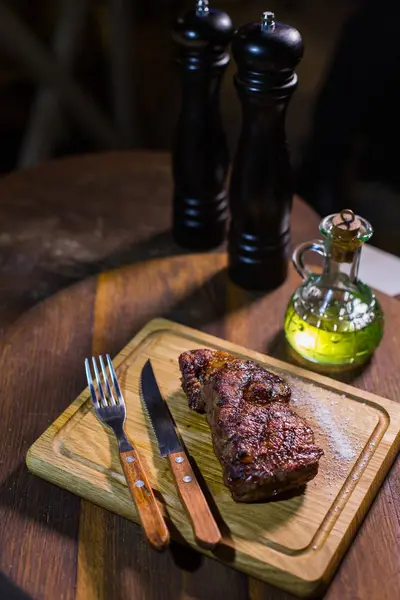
[183,475,192,483]
[135,480,145,488]
[126,456,135,463]
[175,456,184,464]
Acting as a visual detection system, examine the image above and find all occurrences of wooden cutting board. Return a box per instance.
[26,318,400,598]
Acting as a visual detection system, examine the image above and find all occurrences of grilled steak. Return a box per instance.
[179,350,323,502]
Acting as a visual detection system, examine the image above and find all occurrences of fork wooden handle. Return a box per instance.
[120,448,170,551]
[168,451,221,549]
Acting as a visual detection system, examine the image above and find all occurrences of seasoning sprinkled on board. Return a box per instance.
[286,376,371,482]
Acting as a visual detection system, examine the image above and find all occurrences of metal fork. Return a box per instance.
[85,355,170,551]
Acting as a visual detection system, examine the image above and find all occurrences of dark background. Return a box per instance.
[1,0,399,254]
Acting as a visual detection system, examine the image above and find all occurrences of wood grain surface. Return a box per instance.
[0,253,398,600]
[119,446,170,552]
[27,318,400,597]
[0,151,398,600]
[0,151,320,335]
[166,450,222,550]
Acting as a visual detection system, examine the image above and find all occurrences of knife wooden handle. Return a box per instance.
[168,451,221,549]
[120,448,170,551]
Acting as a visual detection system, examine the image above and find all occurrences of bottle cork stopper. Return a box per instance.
[332,209,361,238]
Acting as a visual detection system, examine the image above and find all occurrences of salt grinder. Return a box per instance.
[228,12,303,290]
[172,0,234,250]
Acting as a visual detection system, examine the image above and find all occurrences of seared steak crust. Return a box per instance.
[179,350,323,502]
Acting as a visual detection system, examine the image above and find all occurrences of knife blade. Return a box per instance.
[140,359,221,550]
[140,359,183,457]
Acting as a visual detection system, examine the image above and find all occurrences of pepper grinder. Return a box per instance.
[172,0,234,250]
[228,12,303,290]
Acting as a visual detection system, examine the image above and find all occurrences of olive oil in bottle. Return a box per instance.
[284,210,384,367]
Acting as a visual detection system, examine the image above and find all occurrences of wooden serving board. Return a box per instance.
[26,318,400,598]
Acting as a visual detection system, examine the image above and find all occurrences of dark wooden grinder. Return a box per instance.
[228,11,303,290]
[172,0,234,250]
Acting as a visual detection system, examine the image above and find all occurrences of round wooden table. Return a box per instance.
[0,150,324,332]
[0,152,398,600]
[1,253,400,600]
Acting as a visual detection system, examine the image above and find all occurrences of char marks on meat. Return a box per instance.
[179,350,323,502]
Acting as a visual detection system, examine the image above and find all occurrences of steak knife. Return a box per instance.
[140,359,221,550]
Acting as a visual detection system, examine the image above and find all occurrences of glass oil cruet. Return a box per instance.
[284,209,384,367]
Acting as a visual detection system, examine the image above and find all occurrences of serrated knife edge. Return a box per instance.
[140,359,183,457]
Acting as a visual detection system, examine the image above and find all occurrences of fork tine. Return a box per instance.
[92,356,108,407]
[99,355,116,405]
[106,354,125,406]
[85,358,100,409]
